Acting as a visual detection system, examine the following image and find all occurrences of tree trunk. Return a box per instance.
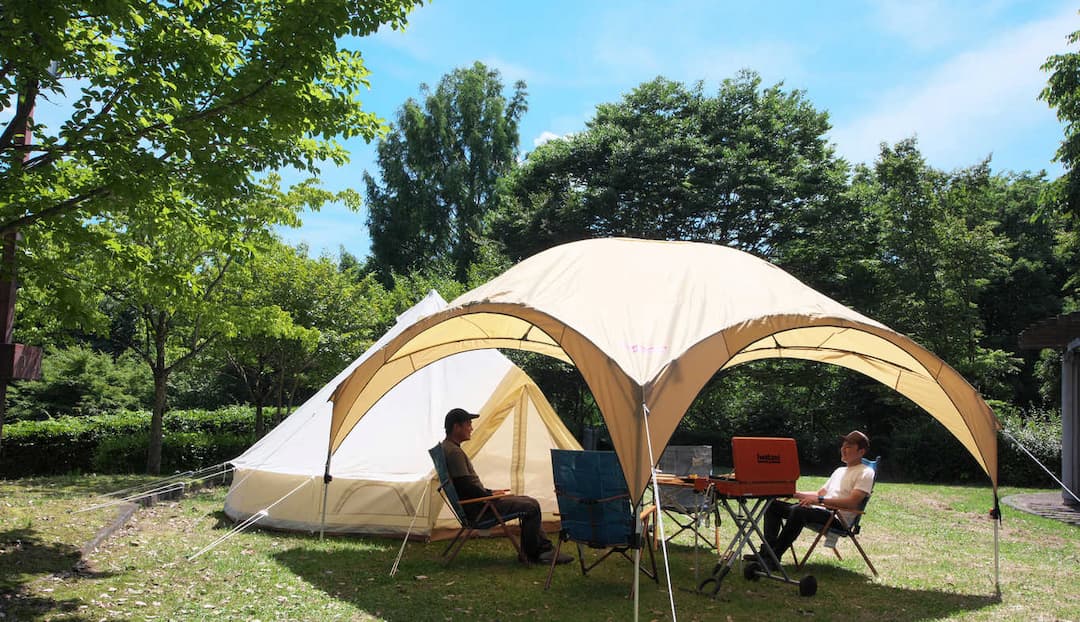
[0,380,8,460]
[255,399,265,438]
[274,364,285,426]
[146,369,168,475]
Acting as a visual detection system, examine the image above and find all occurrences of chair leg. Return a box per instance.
[797,532,825,570]
[442,527,468,559]
[797,514,838,570]
[640,508,659,583]
[644,537,658,583]
[445,527,475,564]
[847,534,879,577]
[544,535,566,590]
[486,502,527,563]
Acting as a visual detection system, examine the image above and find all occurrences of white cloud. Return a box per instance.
[874,0,968,51]
[873,0,1020,52]
[480,56,538,85]
[533,131,564,147]
[683,40,807,86]
[830,6,1073,170]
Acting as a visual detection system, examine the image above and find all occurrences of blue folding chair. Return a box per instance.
[544,449,658,589]
[794,456,880,576]
[428,444,528,564]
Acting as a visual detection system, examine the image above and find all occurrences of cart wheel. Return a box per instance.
[743,561,762,581]
[798,575,817,597]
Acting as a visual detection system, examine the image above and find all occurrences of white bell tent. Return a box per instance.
[223,290,580,537]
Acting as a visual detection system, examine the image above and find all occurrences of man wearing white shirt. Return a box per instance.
[758,430,874,568]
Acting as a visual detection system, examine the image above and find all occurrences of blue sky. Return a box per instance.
[255,3,1080,257]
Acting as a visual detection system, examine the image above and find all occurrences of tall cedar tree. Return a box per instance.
[365,62,527,283]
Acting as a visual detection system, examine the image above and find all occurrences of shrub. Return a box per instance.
[6,346,152,420]
[0,407,258,477]
[92,430,257,474]
[890,418,987,484]
[997,407,1062,488]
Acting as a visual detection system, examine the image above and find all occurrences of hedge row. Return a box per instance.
[666,408,1062,489]
[0,406,258,477]
[0,404,1065,487]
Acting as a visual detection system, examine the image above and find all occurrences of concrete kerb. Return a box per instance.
[1001,492,1080,526]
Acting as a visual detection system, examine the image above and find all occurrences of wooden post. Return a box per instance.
[0,83,43,455]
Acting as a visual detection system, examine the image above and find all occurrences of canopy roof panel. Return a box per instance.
[331,238,999,497]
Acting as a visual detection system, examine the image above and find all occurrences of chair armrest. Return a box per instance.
[460,491,509,504]
[781,495,866,515]
[639,504,658,549]
[821,502,864,515]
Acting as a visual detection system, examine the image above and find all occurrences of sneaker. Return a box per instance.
[538,550,574,565]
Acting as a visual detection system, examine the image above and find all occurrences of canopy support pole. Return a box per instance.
[320,450,333,540]
[994,504,1000,595]
[641,403,678,622]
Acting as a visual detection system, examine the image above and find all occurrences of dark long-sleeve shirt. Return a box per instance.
[441,438,491,500]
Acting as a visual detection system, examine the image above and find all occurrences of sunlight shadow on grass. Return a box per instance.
[273,539,1000,621]
[0,527,118,620]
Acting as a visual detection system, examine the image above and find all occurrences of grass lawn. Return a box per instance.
[1,474,1077,621]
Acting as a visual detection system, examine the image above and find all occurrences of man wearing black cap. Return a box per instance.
[441,407,571,565]
[757,430,874,568]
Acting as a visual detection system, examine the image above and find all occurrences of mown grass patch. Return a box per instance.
[1,476,1077,621]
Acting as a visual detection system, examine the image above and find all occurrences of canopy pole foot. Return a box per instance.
[320,452,333,540]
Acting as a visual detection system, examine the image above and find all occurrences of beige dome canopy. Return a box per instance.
[330,238,999,498]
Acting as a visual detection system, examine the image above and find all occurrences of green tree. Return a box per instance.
[1041,22,1080,217]
[0,0,420,237]
[220,240,386,437]
[365,61,528,283]
[850,139,1017,396]
[493,72,850,262]
[24,177,333,473]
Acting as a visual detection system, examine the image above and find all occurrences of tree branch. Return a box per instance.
[0,185,111,236]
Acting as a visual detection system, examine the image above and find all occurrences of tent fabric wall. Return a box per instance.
[330,238,1000,500]
[224,291,581,536]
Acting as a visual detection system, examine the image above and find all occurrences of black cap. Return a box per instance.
[445,407,479,430]
[840,430,870,451]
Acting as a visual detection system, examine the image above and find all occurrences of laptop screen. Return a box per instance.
[731,437,800,483]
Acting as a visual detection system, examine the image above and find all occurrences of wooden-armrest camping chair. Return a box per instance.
[792,456,880,576]
[655,445,721,549]
[428,444,528,564]
[544,449,658,590]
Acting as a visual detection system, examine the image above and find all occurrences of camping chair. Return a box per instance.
[428,444,528,564]
[793,456,880,576]
[544,449,658,590]
[656,445,721,549]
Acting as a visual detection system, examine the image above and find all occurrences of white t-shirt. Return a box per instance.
[822,463,875,525]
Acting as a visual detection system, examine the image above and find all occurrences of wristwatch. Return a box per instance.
[818,495,825,505]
